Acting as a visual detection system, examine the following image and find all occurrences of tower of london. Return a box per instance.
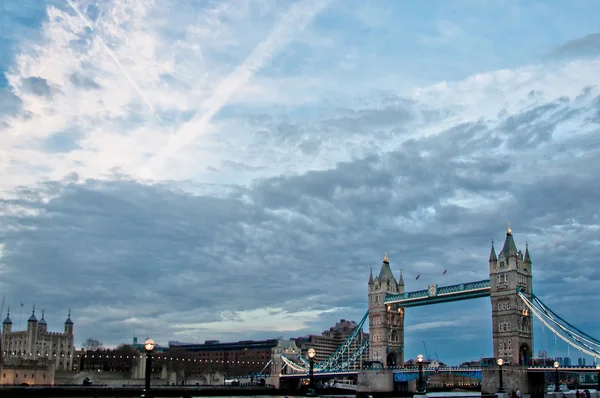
[2,306,75,371]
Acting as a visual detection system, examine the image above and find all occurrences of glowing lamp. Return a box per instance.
[144,338,155,353]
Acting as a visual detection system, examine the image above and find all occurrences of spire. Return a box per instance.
[378,253,395,281]
[28,304,37,322]
[524,242,532,264]
[3,307,12,325]
[489,239,497,262]
[65,308,73,325]
[501,223,518,256]
[368,267,374,284]
[398,268,404,286]
[39,308,47,325]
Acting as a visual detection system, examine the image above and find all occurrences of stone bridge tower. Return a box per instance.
[368,254,405,367]
[489,225,534,365]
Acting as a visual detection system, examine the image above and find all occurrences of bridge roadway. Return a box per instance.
[280,365,600,378]
[384,279,491,307]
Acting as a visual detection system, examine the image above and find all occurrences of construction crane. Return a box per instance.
[423,341,430,360]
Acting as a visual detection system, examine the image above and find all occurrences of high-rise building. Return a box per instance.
[293,318,369,370]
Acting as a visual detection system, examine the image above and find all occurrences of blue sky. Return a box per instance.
[1,0,600,366]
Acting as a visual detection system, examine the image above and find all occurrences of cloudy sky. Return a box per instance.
[1,0,600,365]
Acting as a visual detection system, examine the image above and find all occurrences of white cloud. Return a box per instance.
[172,307,346,335]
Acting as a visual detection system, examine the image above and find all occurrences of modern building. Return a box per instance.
[293,318,369,370]
[1,307,74,372]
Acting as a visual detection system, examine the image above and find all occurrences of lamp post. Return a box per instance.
[553,361,560,392]
[417,354,425,394]
[595,365,599,392]
[307,348,317,397]
[141,338,155,398]
[497,358,505,393]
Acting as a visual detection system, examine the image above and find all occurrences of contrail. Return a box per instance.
[65,0,160,119]
[142,0,333,176]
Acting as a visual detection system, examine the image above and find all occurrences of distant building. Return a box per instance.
[1,307,74,372]
[163,338,295,380]
[578,357,586,367]
[554,356,571,367]
[293,318,369,370]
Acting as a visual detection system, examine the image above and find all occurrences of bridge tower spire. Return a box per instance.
[368,253,405,367]
[489,225,533,365]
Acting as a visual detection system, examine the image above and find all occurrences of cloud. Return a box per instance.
[1,1,600,366]
[548,33,600,60]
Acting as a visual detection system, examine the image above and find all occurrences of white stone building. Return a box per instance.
[2,306,75,371]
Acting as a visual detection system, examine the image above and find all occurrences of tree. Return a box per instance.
[82,338,103,351]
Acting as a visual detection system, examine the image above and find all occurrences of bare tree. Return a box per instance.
[82,338,103,351]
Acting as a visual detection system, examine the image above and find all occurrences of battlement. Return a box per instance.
[40,331,69,337]
[2,331,27,338]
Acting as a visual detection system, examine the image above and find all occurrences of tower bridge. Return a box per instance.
[276,226,600,395]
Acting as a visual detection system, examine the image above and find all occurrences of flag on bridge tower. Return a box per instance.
[442,269,447,275]
[415,274,421,280]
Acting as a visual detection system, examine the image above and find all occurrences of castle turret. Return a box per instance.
[2,308,12,334]
[27,305,38,355]
[65,308,73,335]
[38,309,47,333]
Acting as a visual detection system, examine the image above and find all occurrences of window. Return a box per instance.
[496,273,508,284]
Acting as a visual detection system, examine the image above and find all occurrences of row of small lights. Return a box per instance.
[4,352,71,357]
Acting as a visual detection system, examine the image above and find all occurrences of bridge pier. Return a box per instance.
[481,367,545,395]
[357,369,395,395]
[357,369,424,396]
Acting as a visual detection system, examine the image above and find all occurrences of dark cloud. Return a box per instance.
[68,73,101,90]
[1,83,600,366]
[20,76,54,97]
[548,33,600,60]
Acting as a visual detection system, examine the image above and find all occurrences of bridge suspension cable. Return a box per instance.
[518,291,600,359]
[531,293,600,348]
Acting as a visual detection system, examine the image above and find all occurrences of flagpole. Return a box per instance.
[19,303,23,330]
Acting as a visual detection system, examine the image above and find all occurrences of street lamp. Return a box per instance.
[417,354,425,394]
[497,358,505,393]
[553,361,560,392]
[307,348,317,397]
[141,338,155,398]
[595,364,599,391]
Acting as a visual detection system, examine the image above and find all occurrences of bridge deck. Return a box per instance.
[280,366,600,378]
[385,279,491,307]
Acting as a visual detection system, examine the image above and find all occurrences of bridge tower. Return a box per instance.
[368,253,405,367]
[489,225,534,366]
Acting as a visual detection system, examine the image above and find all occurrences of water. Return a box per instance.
[177,395,482,398]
